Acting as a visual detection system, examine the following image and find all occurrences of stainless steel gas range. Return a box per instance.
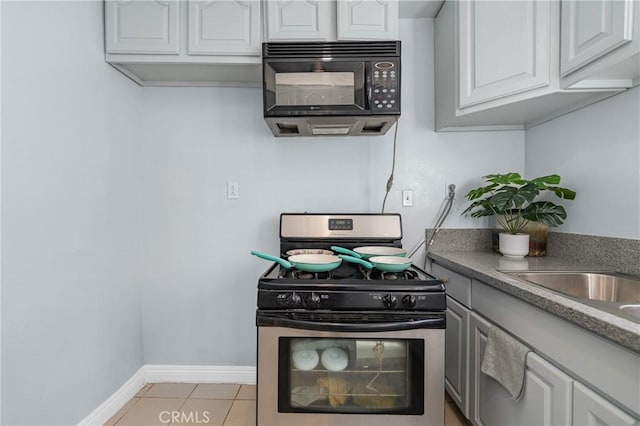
[255,213,446,426]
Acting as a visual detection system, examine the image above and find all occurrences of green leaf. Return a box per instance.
[464,183,498,201]
[551,186,577,200]
[523,202,567,227]
[530,174,561,186]
[462,199,498,217]
[484,173,525,185]
[490,183,539,211]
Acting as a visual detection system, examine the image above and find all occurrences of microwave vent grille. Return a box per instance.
[263,41,400,58]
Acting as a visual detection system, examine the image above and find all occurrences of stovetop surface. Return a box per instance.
[258,262,445,293]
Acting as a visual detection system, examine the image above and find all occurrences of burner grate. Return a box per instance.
[279,269,333,280]
[278,263,359,280]
[362,267,420,281]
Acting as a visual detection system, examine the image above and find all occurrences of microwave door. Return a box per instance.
[264,61,366,116]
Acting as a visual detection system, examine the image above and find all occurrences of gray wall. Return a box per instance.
[525,86,640,239]
[1,2,144,424]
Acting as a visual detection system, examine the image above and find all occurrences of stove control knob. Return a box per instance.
[382,294,397,308]
[275,293,289,307]
[290,292,302,308]
[306,293,321,308]
[402,295,417,308]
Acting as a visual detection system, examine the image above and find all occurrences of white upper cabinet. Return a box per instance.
[458,0,551,108]
[104,0,262,87]
[337,0,398,40]
[434,0,628,131]
[106,0,180,54]
[561,0,634,76]
[188,0,260,55]
[264,0,398,41]
[560,0,639,89]
[265,0,335,40]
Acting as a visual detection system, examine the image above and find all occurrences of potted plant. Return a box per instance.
[462,173,576,258]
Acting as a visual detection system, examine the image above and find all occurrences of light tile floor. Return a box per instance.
[106,383,467,426]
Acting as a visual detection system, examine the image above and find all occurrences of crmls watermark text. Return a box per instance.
[159,410,211,424]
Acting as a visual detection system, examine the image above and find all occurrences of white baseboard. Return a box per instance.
[78,365,256,425]
[78,366,145,426]
[144,364,256,385]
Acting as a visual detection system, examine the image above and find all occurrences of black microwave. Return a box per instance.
[262,41,401,137]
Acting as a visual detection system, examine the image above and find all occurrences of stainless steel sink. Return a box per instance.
[500,271,640,304]
[620,305,640,320]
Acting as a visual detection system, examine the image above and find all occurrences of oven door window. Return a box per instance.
[264,61,366,114]
[278,338,424,415]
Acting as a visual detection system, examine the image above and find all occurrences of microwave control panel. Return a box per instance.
[371,60,400,113]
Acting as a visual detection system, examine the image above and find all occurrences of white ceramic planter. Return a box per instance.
[499,233,530,259]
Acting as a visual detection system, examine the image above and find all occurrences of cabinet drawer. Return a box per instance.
[432,263,471,307]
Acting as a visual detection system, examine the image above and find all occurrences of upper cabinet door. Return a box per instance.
[188,0,260,55]
[337,0,398,40]
[265,0,335,41]
[560,0,635,76]
[105,0,180,54]
[458,0,552,109]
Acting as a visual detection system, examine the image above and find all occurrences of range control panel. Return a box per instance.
[258,290,445,311]
[371,60,400,113]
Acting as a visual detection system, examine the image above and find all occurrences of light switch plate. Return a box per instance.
[402,189,413,207]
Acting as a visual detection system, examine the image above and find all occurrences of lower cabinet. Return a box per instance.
[468,312,573,426]
[573,382,638,426]
[436,262,640,425]
[445,295,470,417]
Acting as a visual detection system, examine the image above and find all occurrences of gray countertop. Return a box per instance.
[427,250,640,353]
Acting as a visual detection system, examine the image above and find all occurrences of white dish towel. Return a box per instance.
[480,325,531,401]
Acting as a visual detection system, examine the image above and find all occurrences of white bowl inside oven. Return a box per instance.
[321,347,349,371]
[292,349,319,371]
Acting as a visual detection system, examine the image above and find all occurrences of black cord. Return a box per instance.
[381,118,400,213]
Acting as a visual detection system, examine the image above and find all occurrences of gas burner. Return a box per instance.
[363,268,421,281]
[274,262,360,281]
[279,269,333,280]
[294,271,333,280]
[296,272,314,280]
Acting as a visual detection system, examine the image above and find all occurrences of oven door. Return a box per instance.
[263,60,368,116]
[256,313,444,426]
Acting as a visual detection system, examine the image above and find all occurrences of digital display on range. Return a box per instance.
[328,218,353,231]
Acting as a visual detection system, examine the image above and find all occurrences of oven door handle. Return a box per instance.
[257,315,445,332]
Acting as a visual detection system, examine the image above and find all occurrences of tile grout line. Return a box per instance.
[111,399,134,426]
[185,383,199,400]
[220,385,242,426]
[168,383,198,426]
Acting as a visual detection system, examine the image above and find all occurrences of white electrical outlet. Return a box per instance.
[445,183,456,199]
[402,189,414,207]
[227,181,239,199]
